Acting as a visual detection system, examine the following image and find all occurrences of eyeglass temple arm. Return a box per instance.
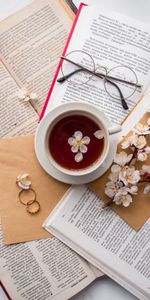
[59,56,142,88]
[57,68,85,82]
[105,78,128,109]
[57,57,104,83]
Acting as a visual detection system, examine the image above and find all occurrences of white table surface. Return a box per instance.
[0,1,150,299]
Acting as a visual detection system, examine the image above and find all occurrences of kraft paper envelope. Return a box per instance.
[89,112,150,231]
[0,135,69,244]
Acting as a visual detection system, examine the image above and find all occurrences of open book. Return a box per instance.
[0,224,103,300]
[41,3,150,127]
[0,1,104,299]
[43,185,150,300]
[0,0,73,136]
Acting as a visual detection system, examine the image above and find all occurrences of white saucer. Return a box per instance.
[35,109,119,184]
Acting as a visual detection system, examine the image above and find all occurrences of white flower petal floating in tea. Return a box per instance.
[74,131,83,140]
[68,137,75,146]
[82,136,90,144]
[94,130,104,139]
[80,144,88,153]
[75,152,83,162]
[71,145,78,153]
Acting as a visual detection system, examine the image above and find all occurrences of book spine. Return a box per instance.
[65,0,78,14]
[0,282,12,300]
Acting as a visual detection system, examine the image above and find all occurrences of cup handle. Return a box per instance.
[108,125,122,135]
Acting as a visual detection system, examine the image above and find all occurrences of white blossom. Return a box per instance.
[129,185,138,194]
[140,165,150,176]
[113,192,133,207]
[114,151,133,166]
[122,134,147,150]
[145,146,150,153]
[16,174,31,189]
[105,181,118,198]
[113,185,138,207]
[105,163,139,207]
[17,88,38,102]
[68,131,90,162]
[137,152,147,161]
[108,164,121,182]
[137,146,150,161]
[104,117,150,208]
[119,166,140,186]
[131,134,147,149]
[144,184,150,194]
[121,136,133,149]
[133,122,150,135]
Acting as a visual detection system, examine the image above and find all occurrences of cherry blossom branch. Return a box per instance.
[104,117,150,208]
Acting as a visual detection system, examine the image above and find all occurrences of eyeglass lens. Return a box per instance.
[104,65,138,100]
[61,50,95,85]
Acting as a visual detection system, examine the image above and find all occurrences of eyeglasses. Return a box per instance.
[57,50,142,110]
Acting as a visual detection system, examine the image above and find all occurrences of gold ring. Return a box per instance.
[18,188,36,206]
[26,200,40,214]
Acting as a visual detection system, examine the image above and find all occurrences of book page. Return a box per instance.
[0,60,38,136]
[0,0,72,113]
[45,6,150,125]
[0,224,99,300]
[73,0,150,23]
[44,185,150,300]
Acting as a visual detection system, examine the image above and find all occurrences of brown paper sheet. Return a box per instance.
[89,112,150,231]
[0,135,69,244]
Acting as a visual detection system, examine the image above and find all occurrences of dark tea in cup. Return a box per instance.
[48,114,104,170]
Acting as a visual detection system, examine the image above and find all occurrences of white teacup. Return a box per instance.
[35,102,121,181]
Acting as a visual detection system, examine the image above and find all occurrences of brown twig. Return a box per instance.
[102,199,113,208]
[139,179,150,183]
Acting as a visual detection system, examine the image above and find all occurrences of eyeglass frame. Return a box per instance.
[57,50,142,110]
